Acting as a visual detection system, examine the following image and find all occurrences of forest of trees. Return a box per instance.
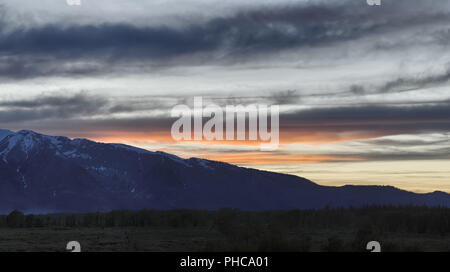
[2,206,450,234]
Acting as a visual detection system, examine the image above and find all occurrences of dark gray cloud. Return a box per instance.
[291,68,450,102]
[366,137,450,147]
[0,92,184,123]
[0,92,108,122]
[267,90,300,105]
[0,56,103,79]
[281,103,450,135]
[1,0,449,79]
[1,92,449,140]
[346,147,450,162]
[0,92,105,108]
[379,68,450,94]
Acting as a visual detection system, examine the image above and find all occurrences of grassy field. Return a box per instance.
[0,227,216,252]
[1,207,450,252]
[1,227,450,252]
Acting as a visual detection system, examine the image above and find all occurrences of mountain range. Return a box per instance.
[0,129,449,213]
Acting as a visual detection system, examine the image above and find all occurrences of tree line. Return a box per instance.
[1,205,450,235]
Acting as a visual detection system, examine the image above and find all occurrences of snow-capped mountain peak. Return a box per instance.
[0,130,74,161]
[0,129,192,165]
[0,129,449,213]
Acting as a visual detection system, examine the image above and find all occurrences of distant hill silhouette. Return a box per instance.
[0,130,448,213]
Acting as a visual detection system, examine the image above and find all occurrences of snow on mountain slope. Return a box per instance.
[0,129,13,141]
[0,129,449,213]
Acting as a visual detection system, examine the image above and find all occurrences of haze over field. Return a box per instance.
[0,0,449,192]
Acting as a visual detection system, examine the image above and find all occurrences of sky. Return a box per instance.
[0,0,449,193]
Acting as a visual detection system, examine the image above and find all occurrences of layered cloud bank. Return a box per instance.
[0,0,449,191]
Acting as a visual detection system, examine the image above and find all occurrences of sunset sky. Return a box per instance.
[0,0,449,192]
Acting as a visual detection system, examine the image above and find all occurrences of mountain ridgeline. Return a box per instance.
[0,129,448,213]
